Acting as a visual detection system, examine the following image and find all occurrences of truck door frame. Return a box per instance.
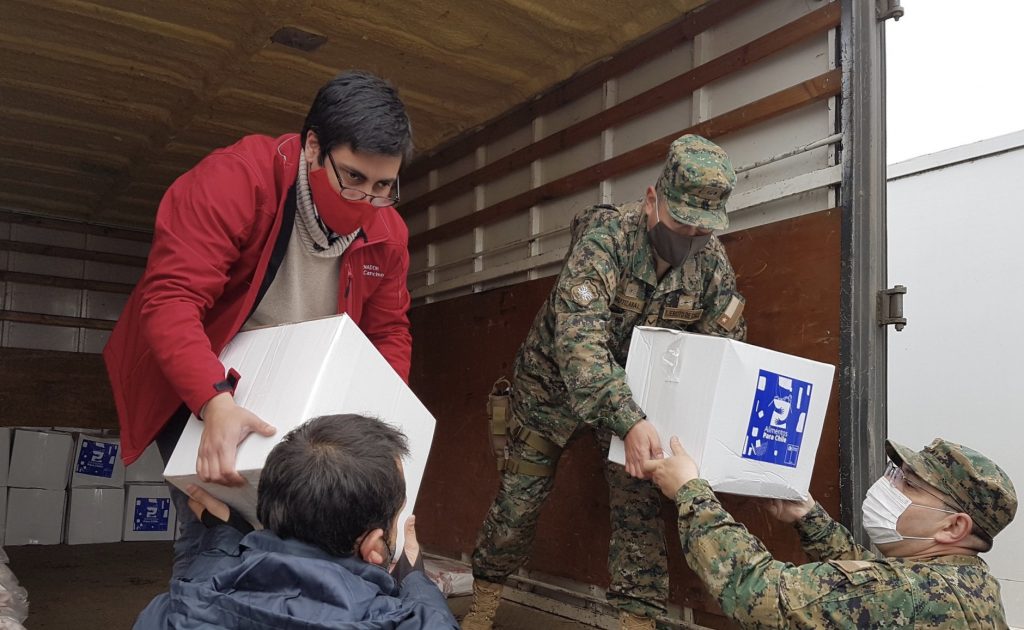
[839,0,890,544]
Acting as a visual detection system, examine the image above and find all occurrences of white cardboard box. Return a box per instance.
[0,488,7,544]
[5,488,65,545]
[7,429,74,490]
[164,314,437,551]
[609,327,835,500]
[70,434,125,488]
[66,488,125,544]
[126,441,165,484]
[0,428,10,487]
[123,484,176,541]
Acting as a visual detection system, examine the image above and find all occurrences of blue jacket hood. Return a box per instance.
[135,529,457,629]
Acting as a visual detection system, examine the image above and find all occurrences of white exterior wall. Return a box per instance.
[405,0,839,305]
[887,129,1024,628]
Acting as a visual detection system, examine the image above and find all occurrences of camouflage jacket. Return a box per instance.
[513,202,746,442]
[676,479,1009,629]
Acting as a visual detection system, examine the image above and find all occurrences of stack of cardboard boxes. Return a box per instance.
[66,432,126,544]
[5,428,73,545]
[1,428,176,546]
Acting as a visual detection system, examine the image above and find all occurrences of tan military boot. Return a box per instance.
[460,579,503,630]
[618,610,656,630]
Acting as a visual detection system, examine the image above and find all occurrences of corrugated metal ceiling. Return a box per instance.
[0,0,710,229]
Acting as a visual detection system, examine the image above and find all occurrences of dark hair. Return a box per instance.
[301,70,413,164]
[257,414,409,557]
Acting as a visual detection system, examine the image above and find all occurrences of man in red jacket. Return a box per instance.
[104,70,414,575]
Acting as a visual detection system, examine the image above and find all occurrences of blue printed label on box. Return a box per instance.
[741,370,813,468]
[76,439,119,478]
[134,498,171,532]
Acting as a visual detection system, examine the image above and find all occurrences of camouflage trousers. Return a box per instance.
[471,400,668,619]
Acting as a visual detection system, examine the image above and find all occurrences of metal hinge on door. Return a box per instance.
[877,0,905,21]
[878,285,907,331]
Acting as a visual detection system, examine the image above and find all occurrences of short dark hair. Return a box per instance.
[257,414,409,557]
[301,70,413,164]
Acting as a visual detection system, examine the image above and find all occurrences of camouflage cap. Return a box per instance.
[886,438,1018,540]
[656,134,736,231]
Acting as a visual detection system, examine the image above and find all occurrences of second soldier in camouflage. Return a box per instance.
[462,135,747,630]
[645,435,1017,628]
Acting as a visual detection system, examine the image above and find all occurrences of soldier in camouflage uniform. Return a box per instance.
[462,135,747,630]
[645,435,1018,628]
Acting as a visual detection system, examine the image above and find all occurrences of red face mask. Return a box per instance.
[307,166,377,235]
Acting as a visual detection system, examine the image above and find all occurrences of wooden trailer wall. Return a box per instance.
[0,211,147,428]
[403,0,843,623]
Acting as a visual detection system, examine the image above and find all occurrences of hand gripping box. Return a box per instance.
[164,314,436,551]
[609,327,835,500]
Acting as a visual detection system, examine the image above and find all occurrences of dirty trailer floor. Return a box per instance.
[6,542,588,629]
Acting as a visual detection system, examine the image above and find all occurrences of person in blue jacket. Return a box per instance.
[134,413,458,629]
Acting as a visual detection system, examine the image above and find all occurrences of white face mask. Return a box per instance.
[861,475,957,545]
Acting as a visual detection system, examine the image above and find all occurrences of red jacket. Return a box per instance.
[104,134,412,464]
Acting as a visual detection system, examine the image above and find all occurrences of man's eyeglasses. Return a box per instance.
[884,460,993,544]
[884,461,963,513]
[327,153,400,208]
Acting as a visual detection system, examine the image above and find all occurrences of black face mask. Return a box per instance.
[648,198,712,267]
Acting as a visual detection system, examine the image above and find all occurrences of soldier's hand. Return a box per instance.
[765,496,817,524]
[624,419,664,479]
[401,515,421,567]
[185,484,230,522]
[643,436,699,498]
[197,393,277,486]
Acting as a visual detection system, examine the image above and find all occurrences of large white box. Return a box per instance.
[70,434,125,488]
[7,429,74,490]
[66,488,125,544]
[164,315,436,550]
[125,441,165,484]
[5,488,65,545]
[123,484,176,541]
[0,428,10,487]
[609,328,835,500]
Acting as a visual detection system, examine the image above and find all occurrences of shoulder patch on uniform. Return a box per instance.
[570,281,599,306]
[716,295,745,331]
